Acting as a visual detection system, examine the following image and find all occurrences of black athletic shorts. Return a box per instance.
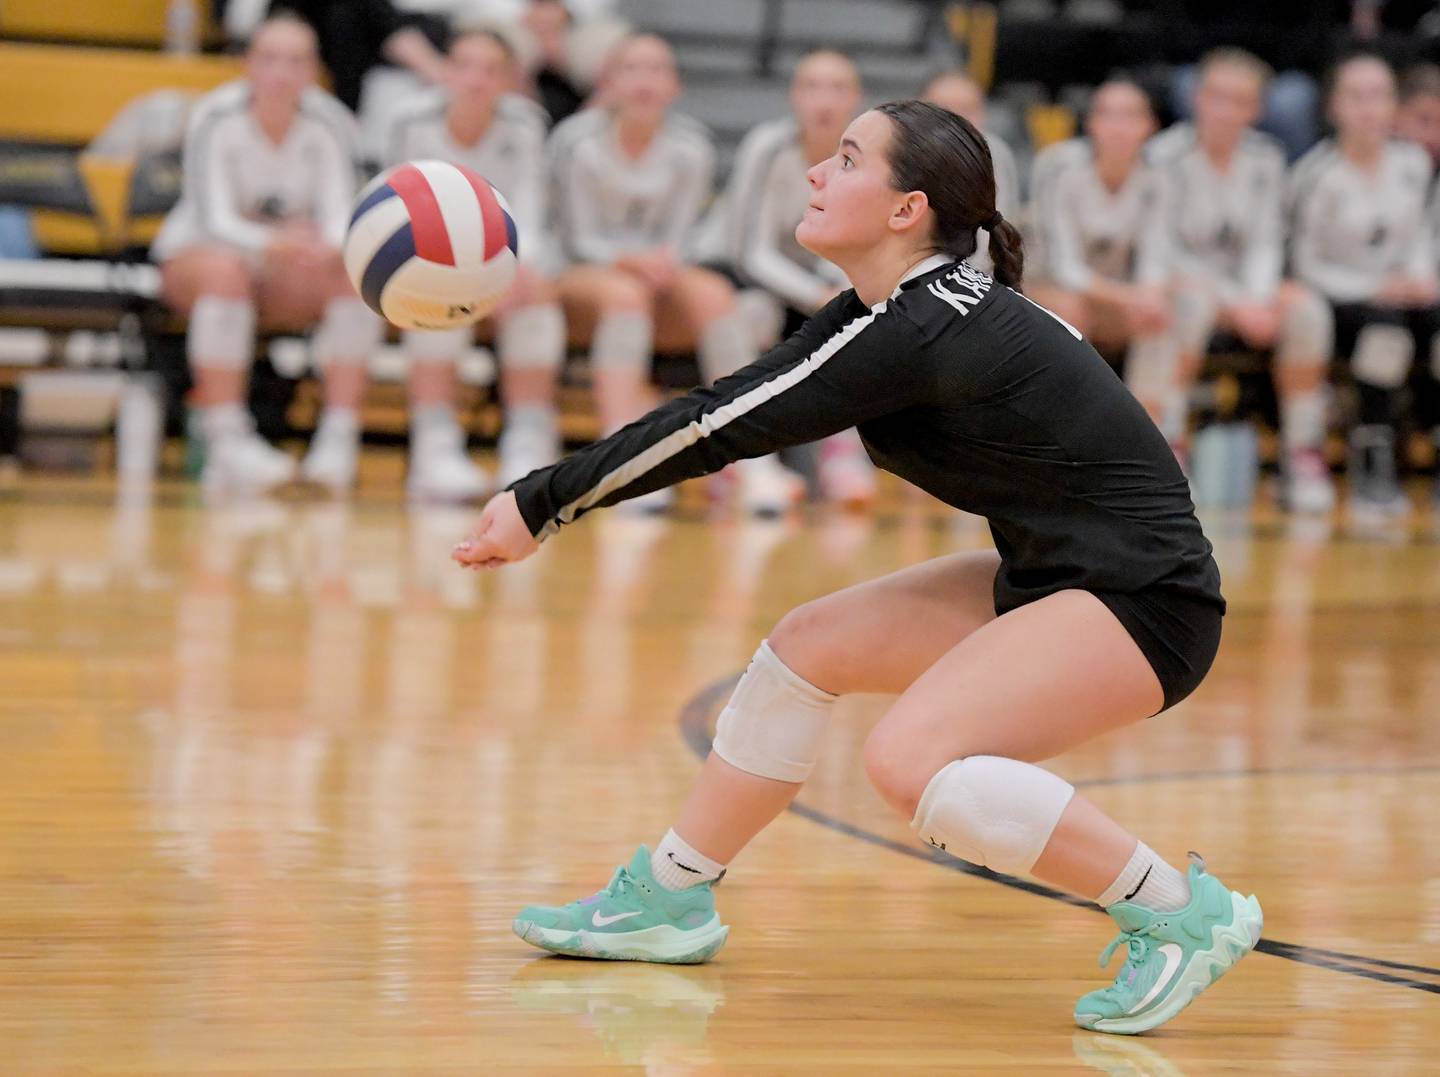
[1093,587,1224,713]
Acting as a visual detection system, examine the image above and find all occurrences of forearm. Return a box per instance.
[383,28,447,84]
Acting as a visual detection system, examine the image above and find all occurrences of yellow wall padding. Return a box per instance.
[0,0,173,48]
[0,43,242,145]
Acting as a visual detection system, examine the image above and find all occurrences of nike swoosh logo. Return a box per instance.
[1123,864,1153,902]
[591,909,644,927]
[668,852,703,874]
[1127,943,1183,1015]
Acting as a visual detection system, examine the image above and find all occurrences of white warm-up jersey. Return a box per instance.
[1030,138,1171,289]
[1287,138,1436,303]
[721,117,845,312]
[546,108,715,265]
[152,81,360,261]
[1147,123,1286,302]
[382,90,550,267]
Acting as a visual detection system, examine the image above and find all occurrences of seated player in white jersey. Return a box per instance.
[921,70,1021,279]
[547,33,802,515]
[383,27,566,500]
[1289,53,1440,522]
[153,14,381,495]
[1148,49,1337,514]
[717,49,877,507]
[1024,80,1184,453]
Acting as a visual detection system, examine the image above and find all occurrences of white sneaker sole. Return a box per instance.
[1077,891,1263,1036]
[512,914,729,964]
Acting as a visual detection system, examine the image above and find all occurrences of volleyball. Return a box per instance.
[343,159,518,330]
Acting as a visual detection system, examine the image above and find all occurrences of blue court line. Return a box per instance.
[678,675,1440,996]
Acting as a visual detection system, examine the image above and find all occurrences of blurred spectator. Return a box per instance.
[1149,49,1337,513]
[713,49,876,506]
[153,14,380,494]
[547,34,802,514]
[1156,0,1339,159]
[523,0,587,123]
[1026,79,1182,449]
[220,0,450,110]
[88,90,198,159]
[1396,63,1440,173]
[1288,52,1440,520]
[516,1,630,125]
[922,71,1021,277]
[383,27,564,497]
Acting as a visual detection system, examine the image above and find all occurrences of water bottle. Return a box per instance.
[1191,422,1259,508]
[165,0,201,55]
[184,405,207,479]
[1190,424,1229,509]
[1225,421,1259,508]
[117,375,163,482]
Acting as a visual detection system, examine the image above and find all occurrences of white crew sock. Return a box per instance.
[1096,841,1191,911]
[410,402,457,435]
[650,828,726,892]
[316,406,358,438]
[505,402,557,432]
[1281,387,1327,455]
[202,402,251,444]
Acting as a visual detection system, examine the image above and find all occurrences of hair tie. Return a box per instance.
[985,211,1004,231]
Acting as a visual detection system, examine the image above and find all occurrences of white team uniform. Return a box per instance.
[719,117,846,312]
[381,89,552,270]
[1287,138,1436,303]
[546,108,716,266]
[1029,137,1172,290]
[1147,123,1286,303]
[152,81,361,263]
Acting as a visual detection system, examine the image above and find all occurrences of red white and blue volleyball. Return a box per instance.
[344,160,518,330]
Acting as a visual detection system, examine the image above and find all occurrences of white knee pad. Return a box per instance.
[1124,332,1181,402]
[1277,289,1333,367]
[404,326,473,361]
[697,311,757,384]
[712,640,837,783]
[1352,323,1413,389]
[1172,289,1217,357]
[736,288,785,351]
[498,303,566,371]
[314,296,383,366]
[911,756,1075,875]
[590,311,652,372]
[188,295,256,369]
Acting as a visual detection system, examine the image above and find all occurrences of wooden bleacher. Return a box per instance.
[0,42,242,255]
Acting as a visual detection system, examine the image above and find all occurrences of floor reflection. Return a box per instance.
[510,959,727,1073]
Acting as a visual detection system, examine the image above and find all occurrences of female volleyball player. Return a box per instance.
[155,14,379,494]
[383,28,565,499]
[716,48,877,506]
[1289,52,1440,520]
[1025,80,1184,455]
[547,32,803,514]
[454,100,1263,1035]
[1148,50,1337,515]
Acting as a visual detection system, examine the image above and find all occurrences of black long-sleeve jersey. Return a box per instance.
[511,255,1224,615]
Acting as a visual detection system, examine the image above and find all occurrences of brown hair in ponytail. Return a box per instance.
[873,99,1024,287]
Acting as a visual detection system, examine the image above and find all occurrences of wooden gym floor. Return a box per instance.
[1,461,1437,1074]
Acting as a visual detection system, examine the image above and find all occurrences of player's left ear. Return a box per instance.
[889,189,931,237]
